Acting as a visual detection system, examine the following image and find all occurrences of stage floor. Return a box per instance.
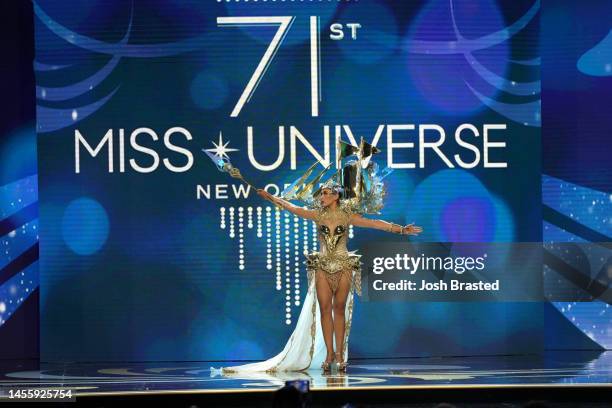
[0,351,610,400]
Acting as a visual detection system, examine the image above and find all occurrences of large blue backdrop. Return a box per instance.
[0,0,596,362]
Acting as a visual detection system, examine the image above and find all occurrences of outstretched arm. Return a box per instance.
[257,189,317,220]
[349,213,423,235]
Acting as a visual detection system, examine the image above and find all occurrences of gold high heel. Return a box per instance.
[335,352,347,372]
[321,354,335,372]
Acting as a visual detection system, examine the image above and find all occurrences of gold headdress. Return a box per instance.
[280,138,391,214]
[313,178,344,196]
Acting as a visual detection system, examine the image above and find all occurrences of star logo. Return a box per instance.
[205,131,238,160]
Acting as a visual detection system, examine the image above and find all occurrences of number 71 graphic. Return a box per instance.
[217,16,322,118]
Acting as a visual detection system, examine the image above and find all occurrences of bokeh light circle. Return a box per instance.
[441,196,495,242]
[190,70,229,110]
[406,169,514,242]
[335,0,399,65]
[61,197,109,255]
[404,0,509,115]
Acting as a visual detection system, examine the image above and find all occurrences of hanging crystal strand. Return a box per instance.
[220,207,226,230]
[302,218,309,257]
[229,207,235,239]
[238,206,245,270]
[275,207,281,290]
[265,207,272,270]
[247,206,253,229]
[302,218,309,298]
[349,224,354,239]
[284,210,291,325]
[311,218,318,250]
[256,207,262,238]
[293,215,300,306]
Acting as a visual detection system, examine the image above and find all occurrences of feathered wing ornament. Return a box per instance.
[280,161,320,200]
[354,159,388,214]
[339,138,387,214]
[336,139,360,169]
[278,139,390,215]
[295,163,333,203]
[279,161,334,209]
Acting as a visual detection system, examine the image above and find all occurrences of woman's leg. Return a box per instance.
[315,270,334,362]
[332,271,352,364]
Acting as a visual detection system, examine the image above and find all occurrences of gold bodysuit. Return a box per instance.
[305,205,362,297]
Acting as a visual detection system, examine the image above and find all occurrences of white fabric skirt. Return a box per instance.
[210,270,357,374]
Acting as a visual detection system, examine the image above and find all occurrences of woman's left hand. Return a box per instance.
[402,223,423,235]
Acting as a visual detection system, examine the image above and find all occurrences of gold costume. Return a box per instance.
[209,140,387,374]
[305,204,362,297]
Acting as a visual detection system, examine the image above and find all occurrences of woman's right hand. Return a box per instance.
[257,189,273,201]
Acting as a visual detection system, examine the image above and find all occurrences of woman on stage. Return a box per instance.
[210,172,422,374]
